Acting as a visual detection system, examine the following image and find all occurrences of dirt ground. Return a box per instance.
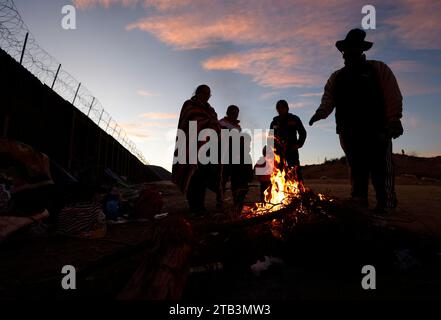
[195,175,441,240]
[183,178,441,301]
[303,178,441,239]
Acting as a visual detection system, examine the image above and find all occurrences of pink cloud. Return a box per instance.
[143,0,203,11]
[142,121,176,127]
[78,0,441,91]
[119,122,150,139]
[120,121,174,139]
[126,13,261,50]
[75,0,203,10]
[123,0,357,88]
[74,0,138,9]
[203,48,322,88]
[124,1,353,50]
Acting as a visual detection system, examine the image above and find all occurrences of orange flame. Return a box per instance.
[253,151,305,214]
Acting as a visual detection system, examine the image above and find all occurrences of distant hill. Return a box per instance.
[302,154,441,180]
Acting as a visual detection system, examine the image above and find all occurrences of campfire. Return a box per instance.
[241,148,333,234]
[255,152,305,214]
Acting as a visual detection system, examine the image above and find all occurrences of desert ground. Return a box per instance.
[305,177,441,238]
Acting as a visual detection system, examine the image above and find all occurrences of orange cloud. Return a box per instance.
[203,48,321,88]
[119,122,150,139]
[78,0,441,91]
[143,0,198,11]
[142,121,176,127]
[120,119,176,140]
[122,1,355,88]
[75,0,203,10]
[74,0,138,9]
[126,13,260,50]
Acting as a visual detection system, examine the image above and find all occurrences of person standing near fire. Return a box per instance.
[270,100,307,182]
[309,29,404,214]
[172,84,222,217]
[216,105,242,208]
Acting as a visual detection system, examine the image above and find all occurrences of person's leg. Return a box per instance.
[385,139,398,208]
[230,166,249,212]
[340,133,369,206]
[230,166,240,204]
[186,169,206,215]
[216,164,227,207]
[205,164,222,194]
[371,134,397,210]
[286,149,302,182]
[260,181,271,202]
[370,134,387,209]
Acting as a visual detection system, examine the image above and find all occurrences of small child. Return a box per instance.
[254,146,274,202]
[230,133,253,213]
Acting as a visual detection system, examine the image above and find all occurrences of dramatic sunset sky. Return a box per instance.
[14,0,441,170]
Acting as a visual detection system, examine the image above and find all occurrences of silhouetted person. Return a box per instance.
[270,100,306,181]
[309,29,404,214]
[219,105,241,131]
[254,146,273,202]
[216,105,241,207]
[230,132,253,213]
[172,84,221,217]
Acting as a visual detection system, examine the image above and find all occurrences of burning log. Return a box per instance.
[197,189,332,234]
[197,148,334,234]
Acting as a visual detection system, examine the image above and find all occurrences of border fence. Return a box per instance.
[0,0,147,164]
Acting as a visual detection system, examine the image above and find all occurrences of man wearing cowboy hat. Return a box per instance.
[309,28,404,214]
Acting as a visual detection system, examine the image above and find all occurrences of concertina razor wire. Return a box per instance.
[0,0,148,164]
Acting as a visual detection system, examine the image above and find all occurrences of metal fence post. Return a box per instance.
[72,82,81,105]
[105,117,111,131]
[51,63,61,89]
[19,32,28,65]
[97,109,104,126]
[87,97,95,117]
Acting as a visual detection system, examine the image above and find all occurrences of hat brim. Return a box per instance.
[335,40,373,52]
